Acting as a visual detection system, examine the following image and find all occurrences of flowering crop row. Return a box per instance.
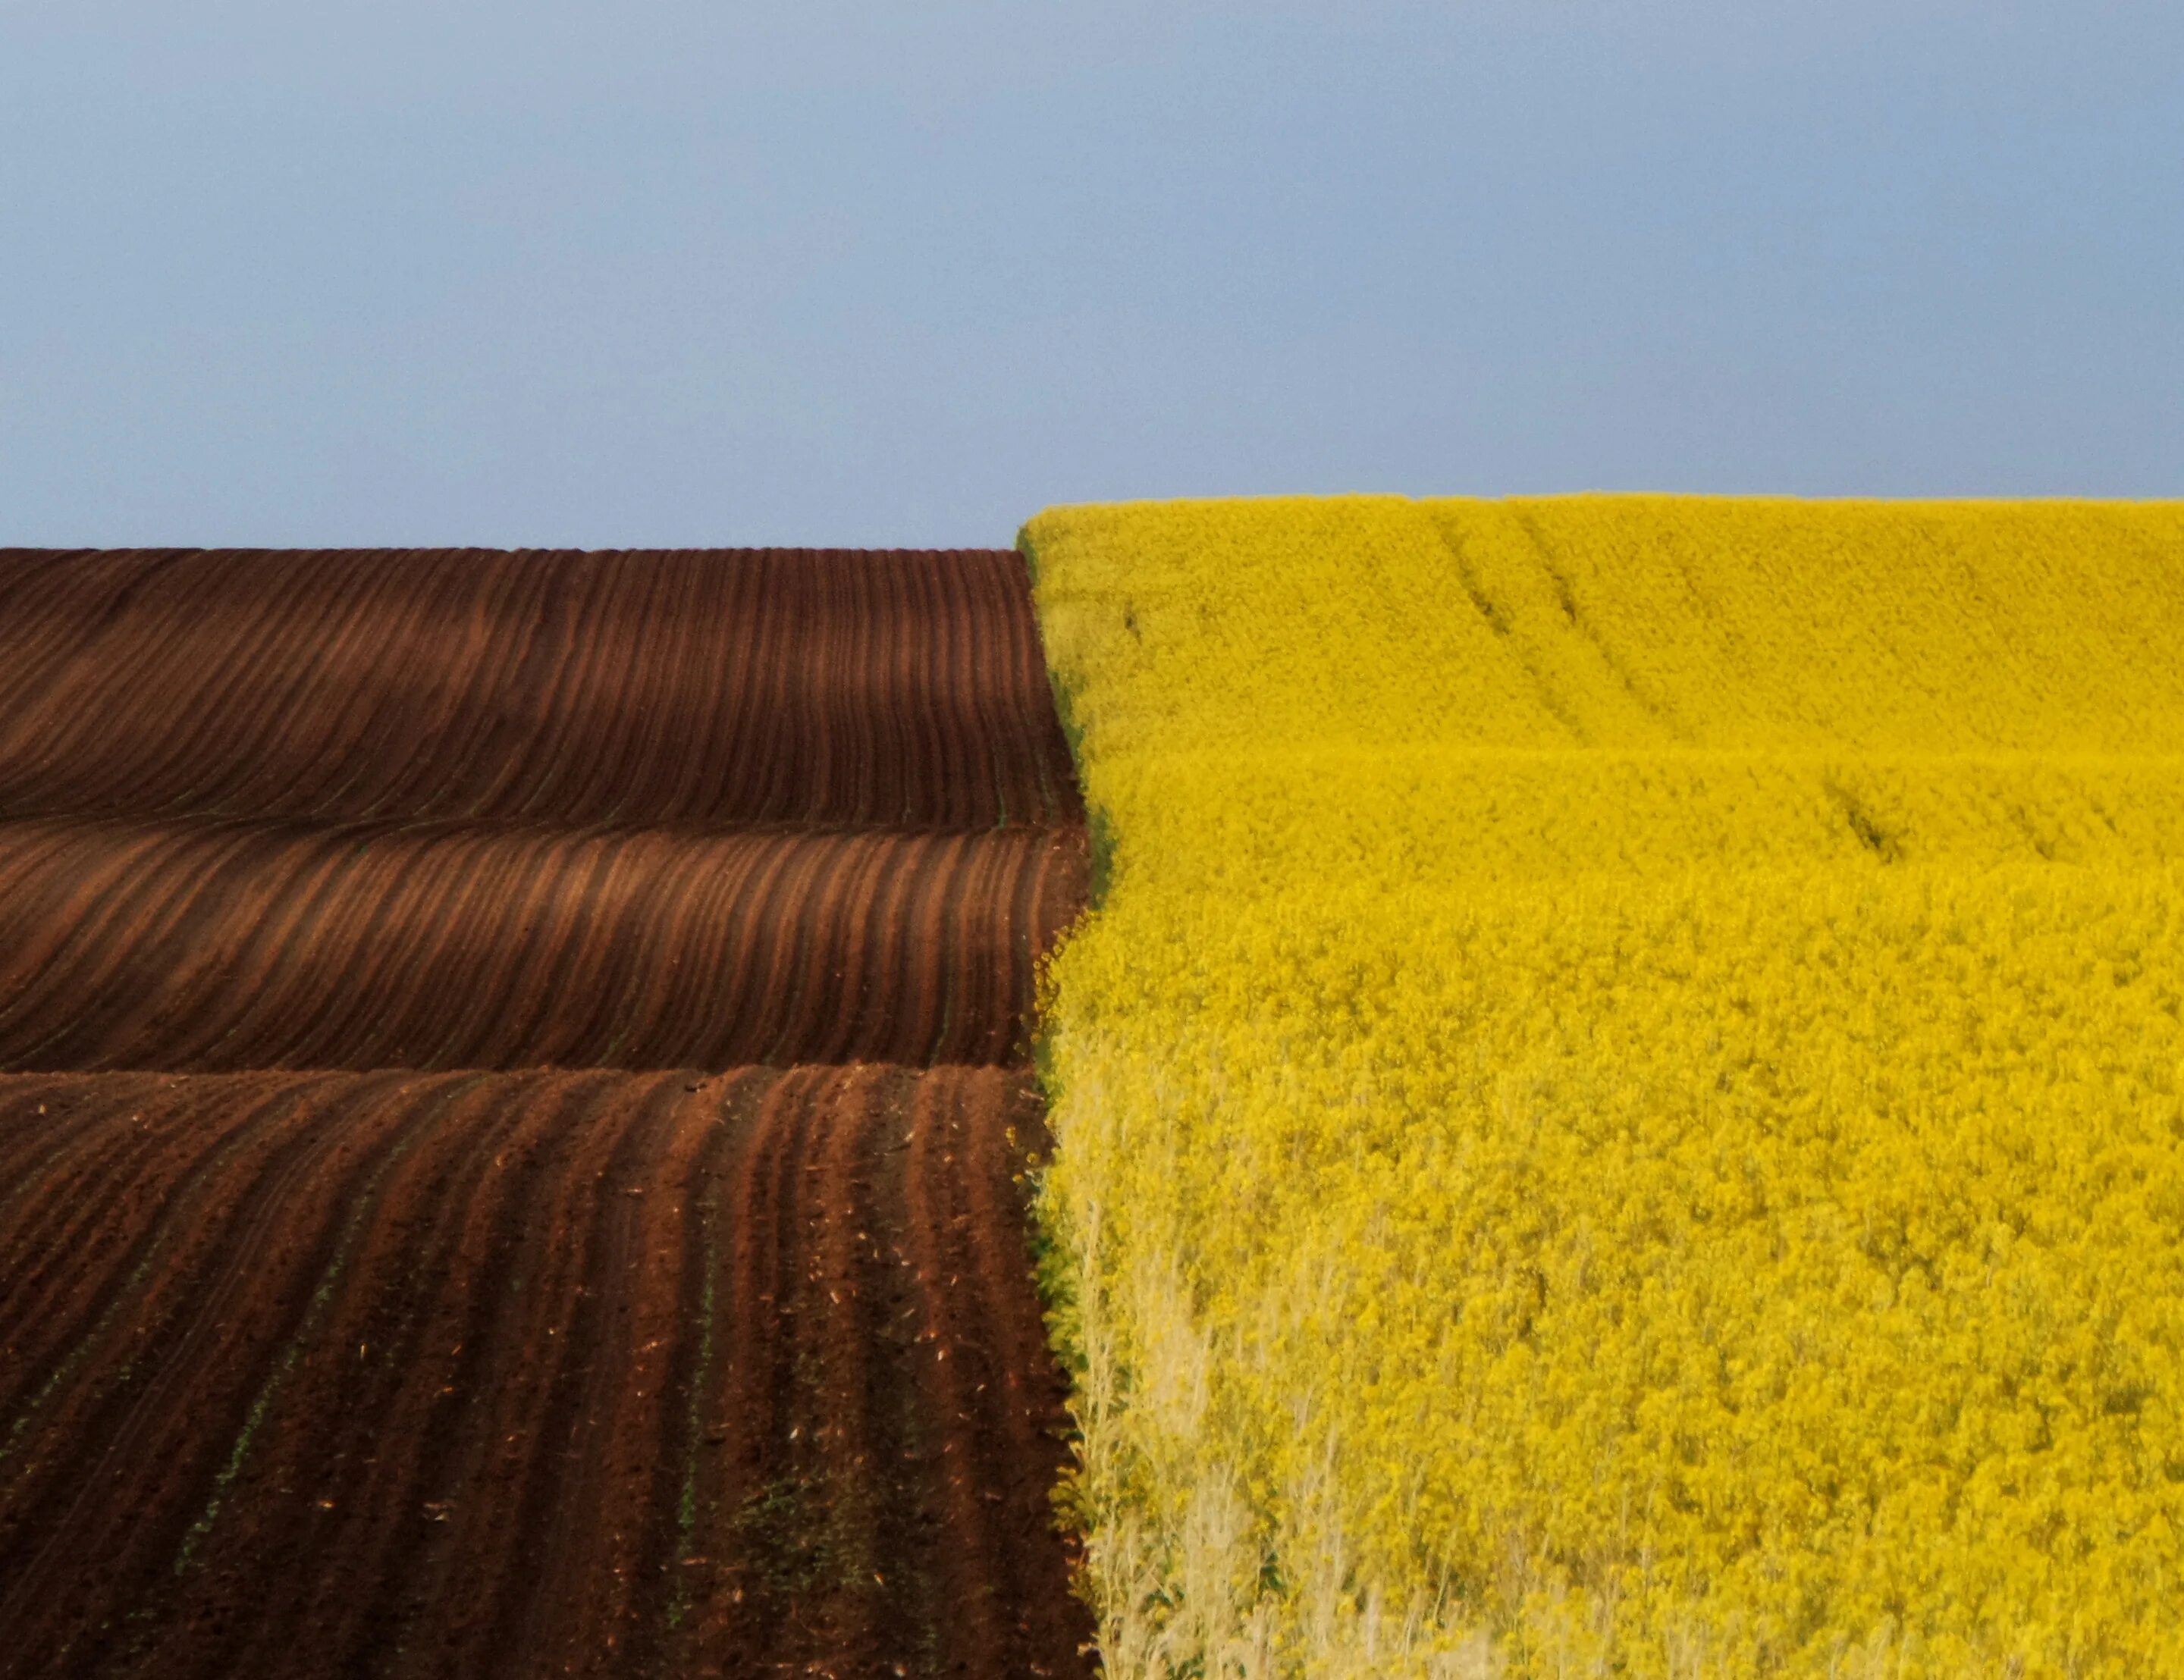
[1024,495,2184,1678]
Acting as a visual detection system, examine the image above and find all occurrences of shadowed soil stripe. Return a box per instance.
[0,549,1078,832]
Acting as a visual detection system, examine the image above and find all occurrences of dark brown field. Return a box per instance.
[0,547,1094,1679]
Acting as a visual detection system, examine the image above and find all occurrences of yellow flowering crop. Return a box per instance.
[1023,495,2184,1678]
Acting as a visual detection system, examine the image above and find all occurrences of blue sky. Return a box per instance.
[2,2,2177,546]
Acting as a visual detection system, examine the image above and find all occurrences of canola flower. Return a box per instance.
[1023,495,2184,1678]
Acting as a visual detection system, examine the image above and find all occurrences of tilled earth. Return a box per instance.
[0,547,1094,1679]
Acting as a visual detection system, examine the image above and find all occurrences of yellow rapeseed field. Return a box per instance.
[1022,495,2184,1678]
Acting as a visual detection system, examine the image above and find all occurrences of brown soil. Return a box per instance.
[0,549,1096,1680]
[0,817,1084,1071]
[0,547,1078,832]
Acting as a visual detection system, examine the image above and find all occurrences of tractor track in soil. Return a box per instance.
[0,547,1095,1679]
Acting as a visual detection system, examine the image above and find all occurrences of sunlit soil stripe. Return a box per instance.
[0,818,1084,1072]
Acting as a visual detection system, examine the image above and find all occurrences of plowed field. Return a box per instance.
[0,547,1094,1680]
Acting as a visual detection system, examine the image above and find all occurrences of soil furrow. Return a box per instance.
[0,822,1083,1074]
[0,549,1070,831]
[0,544,1094,1679]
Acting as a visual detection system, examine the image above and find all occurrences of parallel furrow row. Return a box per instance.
[0,817,1087,1072]
[0,1068,1094,1680]
[0,547,1078,832]
[0,543,1096,1678]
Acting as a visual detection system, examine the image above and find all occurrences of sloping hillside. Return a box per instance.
[1027,495,2184,1679]
[0,545,1094,1680]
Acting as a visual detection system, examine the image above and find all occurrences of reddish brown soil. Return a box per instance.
[0,817,1084,1071]
[0,547,1078,832]
[0,549,1097,1679]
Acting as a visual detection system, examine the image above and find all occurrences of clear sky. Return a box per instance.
[2,2,2177,547]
